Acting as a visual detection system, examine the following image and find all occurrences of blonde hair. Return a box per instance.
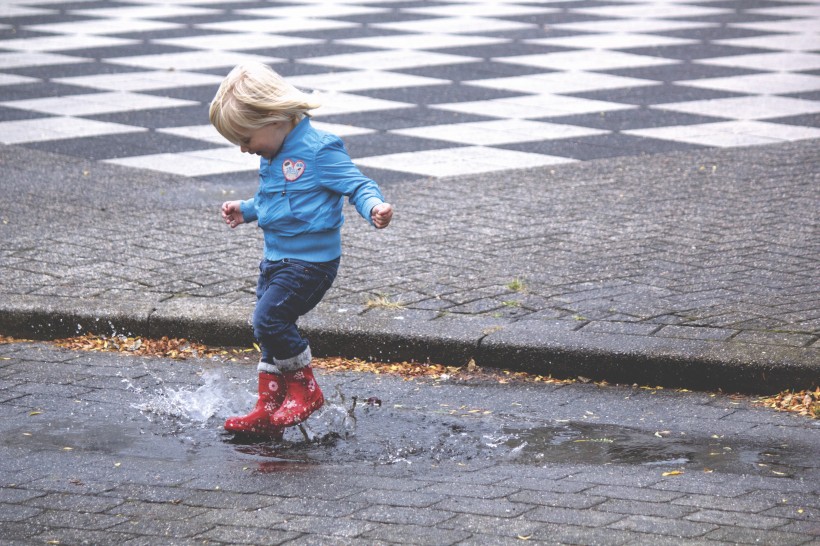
[209,62,321,145]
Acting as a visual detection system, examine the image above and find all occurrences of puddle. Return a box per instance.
[12,368,809,479]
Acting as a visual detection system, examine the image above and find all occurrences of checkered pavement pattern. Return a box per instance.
[1,0,819,183]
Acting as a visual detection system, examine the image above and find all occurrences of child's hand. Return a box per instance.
[371,203,393,229]
[222,200,244,228]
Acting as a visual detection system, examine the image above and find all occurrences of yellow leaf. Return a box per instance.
[662,470,683,476]
[62,447,73,451]
[28,411,43,416]
[253,343,261,352]
[517,535,532,540]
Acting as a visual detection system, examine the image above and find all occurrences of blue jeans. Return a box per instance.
[253,257,339,367]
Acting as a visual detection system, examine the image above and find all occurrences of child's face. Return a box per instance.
[237,120,292,160]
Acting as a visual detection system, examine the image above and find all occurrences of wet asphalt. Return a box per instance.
[1,340,819,544]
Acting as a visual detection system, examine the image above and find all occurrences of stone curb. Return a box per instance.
[1,294,815,395]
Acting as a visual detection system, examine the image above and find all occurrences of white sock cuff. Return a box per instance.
[257,360,282,375]
[273,345,312,372]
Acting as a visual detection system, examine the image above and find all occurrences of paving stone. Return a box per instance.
[608,514,719,538]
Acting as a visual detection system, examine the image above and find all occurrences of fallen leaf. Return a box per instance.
[517,535,532,541]
[28,411,43,416]
[662,470,683,476]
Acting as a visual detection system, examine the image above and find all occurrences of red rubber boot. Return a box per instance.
[269,366,324,428]
[225,372,286,439]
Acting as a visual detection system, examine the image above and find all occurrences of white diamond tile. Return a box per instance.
[732,20,820,34]
[625,121,820,147]
[0,74,39,86]
[497,50,678,71]
[392,119,607,145]
[236,4,388,18]
[679,73,820,95]
[0,52,89,69]
[53,70,224,92]
[68,5,219,19]
[0,117,145,144]
[373,16,535,35]
[715,34,820,53]
[337,33,509,51]
[432,94,634,119]
[105,147,259,176]
[356,146,575,178]
[697,52,820,72]
[553,19,718,34]
[403,4,557,17]
[0,5,53,17]
[468,71,659,95]
[657,96,820,120]
[123,0,249,4]
[0,35,139,52]
[310,121,376,138]
[528,33,697,50]
[24,19,183,35]
[288,70,448,92]
[748,5,820,17]
[311,91,414,117]
[198,18,358,33]
[158,125,226,145]
[154,33,321,51]
[301,50,478,71]
[1,92,198,116]
[106,51,283,70]
[574,4,730,19]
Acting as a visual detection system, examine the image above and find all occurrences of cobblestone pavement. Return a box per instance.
[0,4,819,386]
[1,342,819,545]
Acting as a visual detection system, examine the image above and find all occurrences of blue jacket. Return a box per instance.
[240,117,385,262]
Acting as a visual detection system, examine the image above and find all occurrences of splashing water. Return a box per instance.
[134,369,254,425]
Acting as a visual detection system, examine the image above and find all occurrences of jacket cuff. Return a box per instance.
[363,197,384,226]
[240,198,258,223]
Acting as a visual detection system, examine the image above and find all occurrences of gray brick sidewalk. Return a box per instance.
[0,141,817,393]
[1,341,818,545]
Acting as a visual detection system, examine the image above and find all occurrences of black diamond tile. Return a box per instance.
[143,85,218,103]
[29,0,126,9]
[355,164,420,185]
[23,131,222,160]
[655,27,782,41]
[622,43,773,61]
[397,60,548,82]
[71,43,193,60]
[668,13,800,25]
[430,42,571,59]
[497,12,608,26]
[317,107,494,131]
[256,43,376,61]
[0,106,52,122]
[701,0,810,8]
[278,27,406,41]
[85,104,210,128]
[604,62,765,83]
[783,90,820,101]
[500,133,705,160]
[0,61,144,79]
[568,83,746,106]
[342,132,459,158]
[542,108,727,131]
[767,113,820,128]
[353,84,528,105]
[0,81,99,101]
[331,12,444,25]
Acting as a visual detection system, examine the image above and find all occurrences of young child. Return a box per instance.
[209,62,393,438]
